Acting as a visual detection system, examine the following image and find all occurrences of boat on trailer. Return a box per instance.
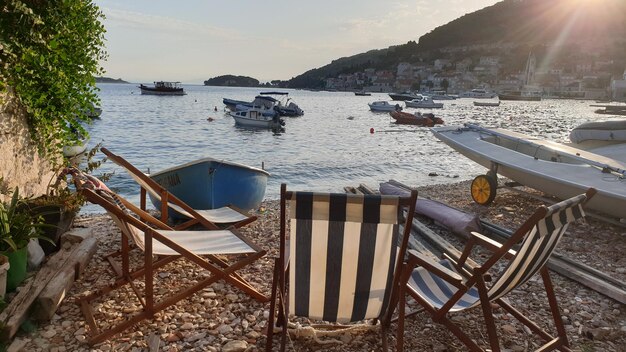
[430,124,626,220]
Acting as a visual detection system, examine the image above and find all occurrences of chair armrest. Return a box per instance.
[406,249,463,285]
[470,232,517,258]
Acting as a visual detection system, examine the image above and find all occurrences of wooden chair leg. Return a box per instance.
[541,267,570,349]
[477,275,500,352]
[266,258,280,352]
[397,279,406,352]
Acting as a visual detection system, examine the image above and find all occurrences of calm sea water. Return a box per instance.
[81,83,605,212]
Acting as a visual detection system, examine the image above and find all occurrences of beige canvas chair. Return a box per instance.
[265,183,418,351]
[66,169,268,344]
[396,188,596,352]
[101,147,256,230]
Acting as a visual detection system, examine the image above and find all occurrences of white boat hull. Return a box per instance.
[431,125,626,220]
[63,139,88,157]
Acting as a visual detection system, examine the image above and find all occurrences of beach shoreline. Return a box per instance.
[12,180,625,351]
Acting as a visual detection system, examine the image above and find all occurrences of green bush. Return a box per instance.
[0,1,107,159]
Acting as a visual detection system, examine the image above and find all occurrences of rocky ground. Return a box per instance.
[9,181,626,351]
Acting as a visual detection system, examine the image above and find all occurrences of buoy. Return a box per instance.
[214,106,218,112]
[194,99,197,102]
[370,128,375,134]
[207,117,214,122]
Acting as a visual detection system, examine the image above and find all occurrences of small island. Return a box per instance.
[204,75,259,87]
[95,77,129,83]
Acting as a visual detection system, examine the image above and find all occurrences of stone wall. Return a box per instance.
[0,90,57,203]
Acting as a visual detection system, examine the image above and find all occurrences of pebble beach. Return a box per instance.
[10,181,626,352]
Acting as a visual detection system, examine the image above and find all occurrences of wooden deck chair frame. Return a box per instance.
[396,188,596,352]
[101,147,256,230]
[76,186,268,345]
[265,183,418,351]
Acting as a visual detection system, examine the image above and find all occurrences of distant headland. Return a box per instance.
[95,77,129,83]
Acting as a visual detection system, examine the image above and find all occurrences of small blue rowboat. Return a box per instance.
[149,158,270,217]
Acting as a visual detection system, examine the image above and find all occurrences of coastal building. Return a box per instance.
[610,70,626,101]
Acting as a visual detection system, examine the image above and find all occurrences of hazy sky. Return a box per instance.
[95,0,500,83]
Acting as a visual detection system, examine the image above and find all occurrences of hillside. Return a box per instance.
[287,0,626,88]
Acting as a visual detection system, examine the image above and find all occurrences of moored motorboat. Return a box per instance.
[458,88,496,99]
[354,91,371,96]
[149,158,270,215]
[388,92,422,101]
[405,96,444,109]
[473,100,500,107]
[139,81,186,95]
[431,124,626,220]
[499,93,541,101]
[369,101,402,112]
[228,108,285,129]
[390,111,443,126]
[63,138,89,157]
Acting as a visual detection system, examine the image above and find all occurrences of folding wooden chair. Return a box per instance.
[396,188,596,352]
[265,184,418,351]
[67,170,268,345]
[101,147,256,230]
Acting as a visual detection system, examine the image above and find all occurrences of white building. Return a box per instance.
[610,70,626,101]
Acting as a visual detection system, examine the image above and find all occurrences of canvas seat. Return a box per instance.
[65,169,268,345]
[265,184,418,351]
[396,188,596,352]
[101,147,256,230]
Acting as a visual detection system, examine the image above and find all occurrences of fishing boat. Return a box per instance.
[139,81,186,95]
[431,124,626,220]
[390,111,442,126]
[473,100,500,107]
[405,96,443,109]
[149,158,270,215]
[223,93,304,116]
[369,101,402,112]
[228,108,285,129]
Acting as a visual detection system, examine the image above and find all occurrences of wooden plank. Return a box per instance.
[411,218,480,270]
[357,183,378,195]
[33,237,99,320]
[0,245,77,340]
[547,257,626,304]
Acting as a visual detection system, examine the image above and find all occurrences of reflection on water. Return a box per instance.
[81,83,612,212]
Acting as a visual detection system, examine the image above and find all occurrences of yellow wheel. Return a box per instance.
[471,174,497,205]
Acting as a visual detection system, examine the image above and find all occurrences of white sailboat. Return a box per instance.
[431,124,626,220]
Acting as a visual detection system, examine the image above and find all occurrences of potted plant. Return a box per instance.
[26,143,107,255]
[0,188,53,291]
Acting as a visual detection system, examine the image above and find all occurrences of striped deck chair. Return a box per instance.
[396,188,596,352]
[101,147,256,230]
[265,184,418,352]
[65,169,268,345]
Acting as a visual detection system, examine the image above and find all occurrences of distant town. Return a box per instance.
[323,52,626,101]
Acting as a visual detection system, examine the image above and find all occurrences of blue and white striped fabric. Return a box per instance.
[408,193,587,311]
[287,192,401,323]
[407,259,480,311]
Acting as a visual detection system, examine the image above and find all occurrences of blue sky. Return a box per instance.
[95,0,500,83]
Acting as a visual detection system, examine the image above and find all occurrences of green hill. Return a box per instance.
[287,0,626,88]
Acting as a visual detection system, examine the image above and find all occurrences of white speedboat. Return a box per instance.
[431,124,626,220]
[368,101,402,112]
[459,88,496,99]
[405,96,443,109]
[229,108,285,129]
